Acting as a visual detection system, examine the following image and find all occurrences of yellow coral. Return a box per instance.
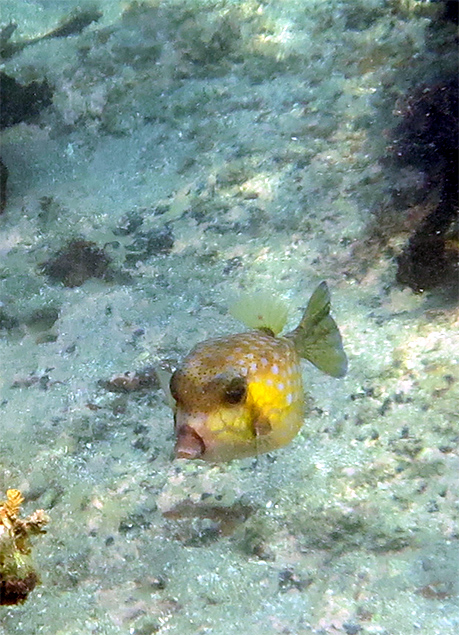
[1,489,24,519]
[0,489,49,605]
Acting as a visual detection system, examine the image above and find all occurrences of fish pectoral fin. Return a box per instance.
[156,368,176,409]
[288,282,348,378]
[252,413,272,437]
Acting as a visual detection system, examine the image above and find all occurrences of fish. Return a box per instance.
[169,282,347,462]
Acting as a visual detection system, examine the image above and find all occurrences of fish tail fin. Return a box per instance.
[287,282,347,378]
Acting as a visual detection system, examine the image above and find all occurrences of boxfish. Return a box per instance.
[169,282,347,462]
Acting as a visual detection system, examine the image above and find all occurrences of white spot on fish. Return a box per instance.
[271,364,279,375]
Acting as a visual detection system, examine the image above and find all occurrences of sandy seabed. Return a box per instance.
[0,1,458,633]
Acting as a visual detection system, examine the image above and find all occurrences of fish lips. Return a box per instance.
[174,411,206,460]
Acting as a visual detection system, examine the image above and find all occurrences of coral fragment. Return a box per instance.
[0,489,49,606]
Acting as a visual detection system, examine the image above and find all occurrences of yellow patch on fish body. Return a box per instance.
[170,282,347,462]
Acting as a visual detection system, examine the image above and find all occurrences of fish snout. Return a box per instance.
[174,411,206,459]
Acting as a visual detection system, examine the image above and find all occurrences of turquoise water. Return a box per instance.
[1,1,458,633]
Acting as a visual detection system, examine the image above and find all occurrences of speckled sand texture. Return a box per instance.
[0,1,458,634]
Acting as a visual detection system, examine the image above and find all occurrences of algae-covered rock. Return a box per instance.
[0,489,48,605]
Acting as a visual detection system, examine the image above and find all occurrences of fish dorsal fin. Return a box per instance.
[286,282,347,378]
[229,291,288,336]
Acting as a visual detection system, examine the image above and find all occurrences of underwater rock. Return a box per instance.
[278,568,313,593]
[124,227,174,264]
[24,306,60,333]
[0,307,19,331]
[0,8,102,60]
[396,193,458,292]
[0,489,48,606]
[0,71,52,213]
[0,158,7,214]
[163,500,254,546]
[436,0,459,23]
[0,72,53,130]
[10,368,61,390]
[393,77,458,291]
[99,367,160,393]
[392,78,458,172]
[113,209,145,236]
[0,72,51,213]
[0,7,101,211]
[41,239,112,287]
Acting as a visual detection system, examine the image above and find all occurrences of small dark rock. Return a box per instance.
[0,572,39,606]
[132,435,151,452]
[222,256,243,275]
[0,72,53,129]
[147,576,167,591]
[0,308,19,330]
[427,500,439,513]
[99,368,159,393]
[0,157,8,213]
[125,227,174,263]
[24,307,59,332]
[113,210,144,236]
[378,397,392,415]
[41,240,112,287]
[119,512,152,536]
[37,196,63,226]
[278,568,313,593]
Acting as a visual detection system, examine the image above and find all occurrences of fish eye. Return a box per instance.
[223,376,247,405]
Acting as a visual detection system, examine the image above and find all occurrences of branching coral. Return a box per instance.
[0,489,49,606]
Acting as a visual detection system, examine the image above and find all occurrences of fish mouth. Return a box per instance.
[174,423,205,459]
